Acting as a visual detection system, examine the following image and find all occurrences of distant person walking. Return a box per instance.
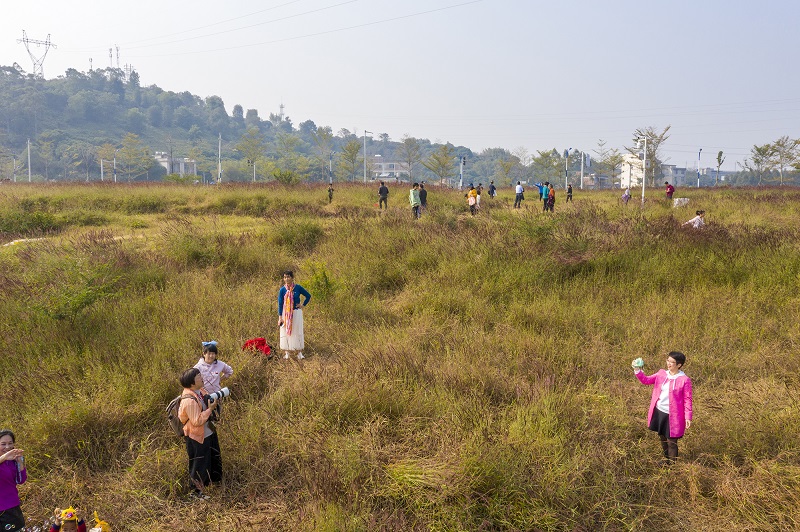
[327,184,334,204]
[476,183,483,210]
[409,183,421,219]
[665,181,675,200]
[622,187,631,206]
[546,184,555,212]
[488,181,497,198]
[514,181,524,208]
[419,183,428,214]
[632,351,693,464]
[541,182,551,212]
[682,210,706,228]
[378,181,389,210]
[0,429,27,531]
[278,271,311,360]
[566,184,573,202]
[466,185,478,215]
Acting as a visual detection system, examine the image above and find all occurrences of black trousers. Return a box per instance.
[379,197,388,209]
[0,505,25,531]
[186,432,222,490]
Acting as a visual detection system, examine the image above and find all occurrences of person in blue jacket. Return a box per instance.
[278,271,311,360]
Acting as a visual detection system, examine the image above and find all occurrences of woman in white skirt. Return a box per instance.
[278,271,311,360]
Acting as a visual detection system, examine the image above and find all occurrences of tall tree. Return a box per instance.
[496,157,520,187]
[118,133,151,182]
[235,128,267,179]
[422,144,456,185]
[626,125,671,186]
[745,143,774,186]
[769,136,799,186]
[715,150,726,186]
[311,126,334,181]
[594,139,624,188]
[531,149,563,184]
[337,139,362,182]
[396,135,422,181]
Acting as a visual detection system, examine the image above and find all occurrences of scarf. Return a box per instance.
[282,283,295,336]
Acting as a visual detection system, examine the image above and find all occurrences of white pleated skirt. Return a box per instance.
[279,308,304,351]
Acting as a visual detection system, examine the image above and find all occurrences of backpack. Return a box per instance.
[166,394,200,437]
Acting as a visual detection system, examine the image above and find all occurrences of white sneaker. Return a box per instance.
[296,353,305,360]
[283,353,289,359]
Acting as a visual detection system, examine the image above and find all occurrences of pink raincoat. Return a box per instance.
[636,369,693,438]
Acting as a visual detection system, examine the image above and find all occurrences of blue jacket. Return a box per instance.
[278,284,311,316]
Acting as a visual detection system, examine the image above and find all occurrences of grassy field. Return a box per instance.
[2,182,800,531]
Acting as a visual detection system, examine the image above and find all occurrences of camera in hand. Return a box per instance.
[204,386,230,405]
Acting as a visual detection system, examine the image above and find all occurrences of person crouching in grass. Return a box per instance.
[49,507,86,532]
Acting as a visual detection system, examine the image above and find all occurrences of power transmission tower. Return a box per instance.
[17,31,57,78]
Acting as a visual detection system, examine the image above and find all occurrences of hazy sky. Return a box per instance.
[2,0,799,170]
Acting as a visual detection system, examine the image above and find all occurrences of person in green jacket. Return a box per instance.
[409,183,421,219]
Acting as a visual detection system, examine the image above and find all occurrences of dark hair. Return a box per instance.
[0,429,15,443]
[668,351,686,367]
[203,344,218,355]
[696,210,705,216]
[665,181,669,185]
[413,182,419,188]
[380,181,385,185]
[180,368,201,388]
[283,270,294,279]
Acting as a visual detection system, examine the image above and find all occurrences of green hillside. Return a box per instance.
[2,183,800,530]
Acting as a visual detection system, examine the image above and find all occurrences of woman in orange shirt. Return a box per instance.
[178,368,221,499]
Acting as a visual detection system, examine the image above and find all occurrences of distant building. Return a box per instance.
[663,165,688,187]
[154,152,197,176]
[370,154,409,181]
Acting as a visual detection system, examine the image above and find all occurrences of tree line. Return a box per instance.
[1,64,798,187]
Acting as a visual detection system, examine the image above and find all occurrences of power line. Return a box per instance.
[122,0,485,58]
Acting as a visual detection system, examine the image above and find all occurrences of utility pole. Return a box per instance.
[564,148,573,190]
[217,133,222,183]
[27,138,32,182]
[697,148,702,188]
[459,156,465,190]
[17,31,57,78]
[363,131,372,183]
[329,152,334,185]
[638,137,649,205]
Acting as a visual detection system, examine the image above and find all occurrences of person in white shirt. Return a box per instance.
[682,210,706,229]
[513,182,524,209]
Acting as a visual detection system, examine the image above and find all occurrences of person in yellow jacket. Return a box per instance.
[466,185,478,215]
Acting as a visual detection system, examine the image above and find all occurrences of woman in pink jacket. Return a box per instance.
[633,351,693,464]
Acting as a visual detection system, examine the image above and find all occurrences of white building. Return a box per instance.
[620,153,645,189]
[154,152,197,176]
[370,154,409,181]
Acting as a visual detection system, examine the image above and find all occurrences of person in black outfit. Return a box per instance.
[418,183,427,214]
[566,184,573,202]
[378,181,389,209]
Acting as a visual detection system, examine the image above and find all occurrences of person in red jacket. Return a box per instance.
[665,181,675,200]
[632,351,693,464]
